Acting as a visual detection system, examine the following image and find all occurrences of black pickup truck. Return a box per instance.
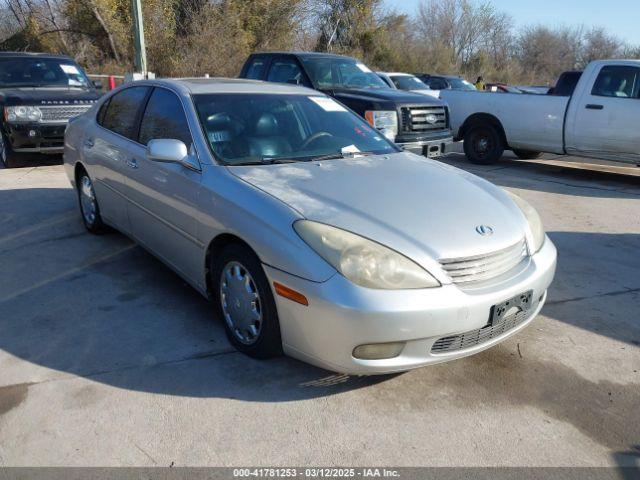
[240,52,453,157]
[0,52,101,168]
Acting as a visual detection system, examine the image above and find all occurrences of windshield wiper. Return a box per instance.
[307,150,377,162]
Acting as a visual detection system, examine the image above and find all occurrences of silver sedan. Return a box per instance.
[63,78,557,374]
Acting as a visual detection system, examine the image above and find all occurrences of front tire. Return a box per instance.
[513,149,542,160]
[77,170,109,234]
[0,133,19,168]
[463,124,504,165]
[211,243,283,359]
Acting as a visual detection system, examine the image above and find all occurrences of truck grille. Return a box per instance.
[440,239,528,286]
[431,307,531,353]
[400,106,448,133]
[39,105,92,123]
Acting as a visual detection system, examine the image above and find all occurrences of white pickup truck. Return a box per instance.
[441,60,640,165]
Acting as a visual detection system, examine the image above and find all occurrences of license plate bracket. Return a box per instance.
[489,290,533,327]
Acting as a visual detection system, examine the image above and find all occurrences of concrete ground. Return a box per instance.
[0,153,639,468]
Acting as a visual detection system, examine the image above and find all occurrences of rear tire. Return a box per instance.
[76,169,109,234]
[211,243,283,359]
[463,124,504,165]
[513,149,542,160]
[0,133,19,168]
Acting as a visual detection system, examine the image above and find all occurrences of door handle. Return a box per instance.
[585,104,604,110]
[83,138,95,148]
[125,158,138,169]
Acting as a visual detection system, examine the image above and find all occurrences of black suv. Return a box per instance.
[0,52,101,168]
[240,52,452,157]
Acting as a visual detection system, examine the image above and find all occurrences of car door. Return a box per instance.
[84,86,151,233]
[122,86,203,283]
[566,64,640,162]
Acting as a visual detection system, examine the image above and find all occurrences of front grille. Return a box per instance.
[400,106,448,133]
[440,239,528,286]
[431,308,531,353]
[39,105,92,122]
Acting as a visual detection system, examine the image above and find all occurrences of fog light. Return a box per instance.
[353,342,405,360]
[28,130,37,137]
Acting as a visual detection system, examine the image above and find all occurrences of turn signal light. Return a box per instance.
[273,282,308,306]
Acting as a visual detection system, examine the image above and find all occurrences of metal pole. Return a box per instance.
[132,0,147,76]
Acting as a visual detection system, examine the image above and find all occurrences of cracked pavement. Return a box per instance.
[0,154,639,467]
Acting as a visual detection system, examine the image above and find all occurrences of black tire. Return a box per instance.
[513,149,542,160]
[463,124,505,165]
[211,243,283,359]
[0,132,19,168]
[76,169,109,234]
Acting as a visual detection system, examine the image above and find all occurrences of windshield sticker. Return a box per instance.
[60,64,80,75]
[309,96,347,112]
[355,63,372,73]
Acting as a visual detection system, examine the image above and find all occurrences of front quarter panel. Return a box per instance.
[198,165,337,284]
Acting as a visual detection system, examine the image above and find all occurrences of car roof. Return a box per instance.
[0,51,75,61]
[141,77,320,96]
[252,51,356,61]
[379,72,415,77]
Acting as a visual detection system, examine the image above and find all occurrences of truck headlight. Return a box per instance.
[505,191,545,253]
[364,110,398,141]
[5,106,42,122]
[294,220,440,289]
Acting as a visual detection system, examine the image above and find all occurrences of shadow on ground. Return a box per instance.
[0,185,638,412]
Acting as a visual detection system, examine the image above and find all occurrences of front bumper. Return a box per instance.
[396,131,453,158]
[4,122,66,154]
[265,237,557,375]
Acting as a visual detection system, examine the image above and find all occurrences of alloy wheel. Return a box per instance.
[219,261,263,345]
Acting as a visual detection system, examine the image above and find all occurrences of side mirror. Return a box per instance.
[147,139,200,171]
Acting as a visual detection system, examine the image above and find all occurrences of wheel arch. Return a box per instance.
[459,113,509,149]
[204,233,259,298]
[73,161,88,188]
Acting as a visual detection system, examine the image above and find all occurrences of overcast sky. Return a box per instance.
[386,0,640,45]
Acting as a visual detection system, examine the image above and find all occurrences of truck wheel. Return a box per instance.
[0,133,19,168]
[463,124,504,165]
[513,149,542,160]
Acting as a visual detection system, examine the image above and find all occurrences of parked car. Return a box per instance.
[517,85,551,95]
[414,74,477,92]
[376,72,440,98]
[63,78,557,374]
[0,52,100,168]
[441,60,640,165]
[240,52,453,158]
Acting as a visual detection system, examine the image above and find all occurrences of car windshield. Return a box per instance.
[391,75,430,91]
[194,93,398,166]
[302,57,390,90]
[449,78,476,91]
[0,57,92,89]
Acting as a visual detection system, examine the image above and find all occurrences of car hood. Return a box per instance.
[229,152,528,267]
[0,87,100,106]
[330,88,445,106]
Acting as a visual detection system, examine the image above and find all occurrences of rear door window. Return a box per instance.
[244,57,267,80]
[99,86,150,140]
[266,58,308,86]
[138,88,192,147]
[591,66,640,99]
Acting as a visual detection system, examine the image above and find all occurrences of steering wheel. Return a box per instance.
[300,131,333,150]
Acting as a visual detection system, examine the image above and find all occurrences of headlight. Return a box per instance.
[5,106,42,122]
[294,220,440,289]
[364,110,398,141]
[505,191,545,253]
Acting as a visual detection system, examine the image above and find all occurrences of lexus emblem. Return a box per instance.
[476,225,494,236]
[425,114,438,124]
